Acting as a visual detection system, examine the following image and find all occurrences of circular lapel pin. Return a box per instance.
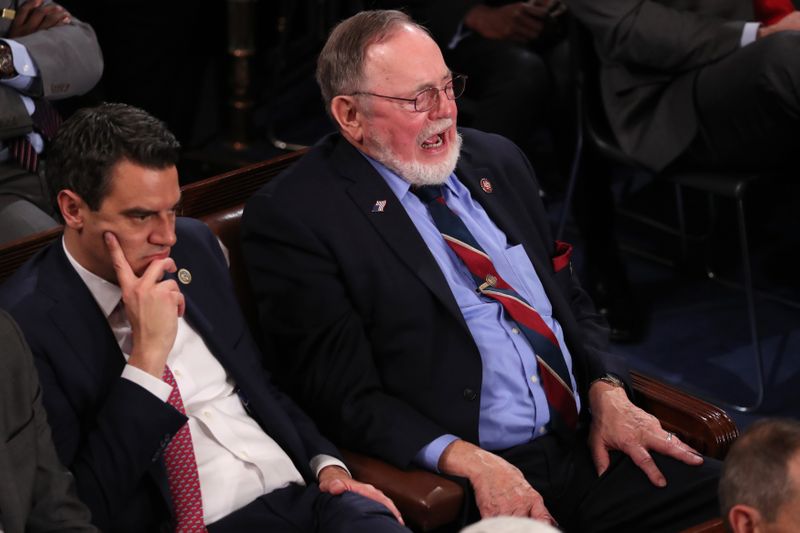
[480,178,493,193]
[177,268,192,285]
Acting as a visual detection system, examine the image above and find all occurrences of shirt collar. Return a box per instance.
[62,237,121,318]
[360,152,460,200]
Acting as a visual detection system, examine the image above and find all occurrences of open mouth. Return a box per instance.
[421,132,445,149]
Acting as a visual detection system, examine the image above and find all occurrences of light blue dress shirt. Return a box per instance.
[363,155,581,471]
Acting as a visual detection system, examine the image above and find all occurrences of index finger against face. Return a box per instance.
[104,232,137,287]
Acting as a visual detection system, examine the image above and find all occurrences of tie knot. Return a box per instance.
[412,185,443,204]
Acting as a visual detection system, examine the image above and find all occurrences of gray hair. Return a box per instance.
[719,418,800,524]
[316,9,429,117]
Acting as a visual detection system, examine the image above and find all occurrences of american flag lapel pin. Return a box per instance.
[371,200,387,213]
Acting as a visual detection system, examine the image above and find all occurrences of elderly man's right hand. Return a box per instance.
[439,440,557,525]
[105,232,184,378]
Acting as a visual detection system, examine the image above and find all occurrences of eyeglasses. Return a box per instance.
[351,74,467,112]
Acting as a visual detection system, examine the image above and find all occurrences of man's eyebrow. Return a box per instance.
[121,207,157,217]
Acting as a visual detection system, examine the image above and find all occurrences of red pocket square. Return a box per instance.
[552,240,573,273]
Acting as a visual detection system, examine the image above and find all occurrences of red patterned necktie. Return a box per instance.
[8,98,62,173]
[413,185,578,432]
[162,365,208,532]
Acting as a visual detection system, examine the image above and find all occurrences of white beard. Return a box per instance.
[367,119,462,187]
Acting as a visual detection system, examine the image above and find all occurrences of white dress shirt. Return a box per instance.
[62,240,346,524]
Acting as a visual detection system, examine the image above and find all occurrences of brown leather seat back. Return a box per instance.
[198,204,257,331]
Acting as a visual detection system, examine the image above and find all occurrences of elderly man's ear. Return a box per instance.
[330,95,364,144]
[728,504,763,533]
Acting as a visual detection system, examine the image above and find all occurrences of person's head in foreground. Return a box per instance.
[719,418,800,533]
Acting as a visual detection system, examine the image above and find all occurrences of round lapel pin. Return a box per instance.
[480,178,493,193]
[177,268,192,285]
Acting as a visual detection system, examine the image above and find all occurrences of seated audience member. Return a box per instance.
[719,418,800,533]
[242,10,720,532]
[0,103,407,533]
[1,0,103,244]
[0,309,97,533]
[567,0,800,173]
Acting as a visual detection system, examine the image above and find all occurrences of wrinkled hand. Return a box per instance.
[588,381,703,487]
[759,11,800,38]
[317,466,404,525]
[464,2,548,43]
[439,440,556,525]
[8,0,71,39]
[105,232,184,378]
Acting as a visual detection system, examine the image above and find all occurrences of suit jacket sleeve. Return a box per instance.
[22,315,186,531]
[0,310,97,533]
[0,86,32,140]
[8,1,103,99]
[569,0,746,74]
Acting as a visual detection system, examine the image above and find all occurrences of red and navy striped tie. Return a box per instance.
[414,185,578,431]
[8,98,62,174]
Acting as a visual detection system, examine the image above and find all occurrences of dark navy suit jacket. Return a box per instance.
[0,218,341,532]
[242,128,625,471]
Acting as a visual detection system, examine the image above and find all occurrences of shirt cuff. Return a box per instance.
[0,38,37,90]
[311,454,350,479]
[741,22,760,47]
[415,434,459,472]
[122,364,173,401]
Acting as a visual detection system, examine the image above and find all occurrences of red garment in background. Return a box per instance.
[754,0,795,24]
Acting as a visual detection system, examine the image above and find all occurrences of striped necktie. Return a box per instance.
[108,301,207,531]
[414,185,578,431]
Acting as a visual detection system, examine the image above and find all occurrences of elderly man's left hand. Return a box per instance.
[587,380,704,487]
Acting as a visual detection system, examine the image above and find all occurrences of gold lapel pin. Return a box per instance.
[177,268,192,285]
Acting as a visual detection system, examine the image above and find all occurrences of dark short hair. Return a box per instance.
[316,9,429,118]
[46,102,181,219]
[719,418,800,524]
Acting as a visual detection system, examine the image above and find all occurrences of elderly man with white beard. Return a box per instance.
[241,9,721,532]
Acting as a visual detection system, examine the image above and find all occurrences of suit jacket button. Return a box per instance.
[463,388,478,401]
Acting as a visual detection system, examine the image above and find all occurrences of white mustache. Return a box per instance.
[418,119,454,144]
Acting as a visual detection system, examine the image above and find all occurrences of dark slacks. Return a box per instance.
[492,430,720,533]
[206,483,409,533]
[682,30,800,171]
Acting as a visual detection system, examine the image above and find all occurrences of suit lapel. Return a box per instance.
[332,139,470,332]
[456,153,554,285]
[38,245,125,383]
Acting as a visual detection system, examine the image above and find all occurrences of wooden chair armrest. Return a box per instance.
[680,518,726,533]
[341,449,464,532]
[631,371,738,459]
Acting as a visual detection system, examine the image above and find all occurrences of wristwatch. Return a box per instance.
[0,42,16,79]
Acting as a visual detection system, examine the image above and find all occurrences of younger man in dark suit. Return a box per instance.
[0,103,407,533]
